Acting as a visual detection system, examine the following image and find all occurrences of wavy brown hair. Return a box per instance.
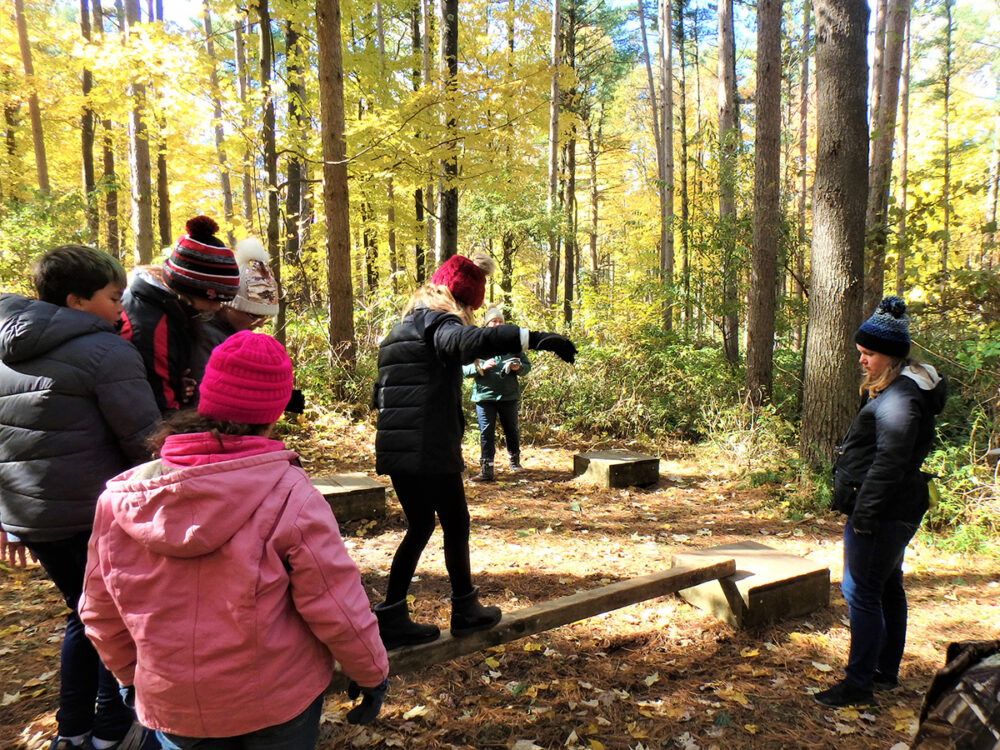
[860,357,932,399]
[147,409,271,455]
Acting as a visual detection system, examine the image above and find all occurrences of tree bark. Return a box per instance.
[285,20,308,312]
[547,0,562,305]
[92,0,120,258]
[421,0,435,270]
[895,15,909,290]
[985,102,1000,268]
[80,0,98,240]
[124,0,153,264]
[795,0,811,351]
[411,2,425,284]
[436,0,459,262]
[203,0,235,246]
[746,0,782,407]
[563,2,577,325]
[863,0,908,312]
[676,0,691,331]
[940,0,952,297]
[659,0,674,330]
[13,0,50,194]
[316,0,356,367]
[718,0,739,365]
[234,15,255,226]
[257,0,283,344]
[800,0,868,467]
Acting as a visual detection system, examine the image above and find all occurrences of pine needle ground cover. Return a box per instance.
[2,417,996,750]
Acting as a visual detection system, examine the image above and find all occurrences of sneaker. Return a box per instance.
[872,671,900,691]
[813,679,875,708]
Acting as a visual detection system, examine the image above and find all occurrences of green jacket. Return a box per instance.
[462,352,531,402]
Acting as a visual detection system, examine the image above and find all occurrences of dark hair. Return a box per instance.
[147,409,271,454]
[32,245,127,306]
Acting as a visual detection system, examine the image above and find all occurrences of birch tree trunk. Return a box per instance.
[563,2,577,325]
[257,0,283,344]
[659,0,675,330]
[317,0,356,367]
[676,0,691,331]
[746,0,782,407]
[800,0,868,467]
[895,15,910,290]
[795,0,811,351]
[234,16,255,226]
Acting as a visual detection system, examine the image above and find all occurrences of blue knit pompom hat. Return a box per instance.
[855,296,910,358]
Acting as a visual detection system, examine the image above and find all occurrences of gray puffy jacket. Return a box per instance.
[0,294,161,542]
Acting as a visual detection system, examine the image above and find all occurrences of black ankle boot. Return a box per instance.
[471,460,494,482]
[374,599,440,650]
[450,587,502,636]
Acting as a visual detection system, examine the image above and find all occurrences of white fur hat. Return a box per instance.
[484,306,504,324]
[226,238,279,316]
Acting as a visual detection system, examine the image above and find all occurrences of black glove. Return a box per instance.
[346,677,389,725]
[850,516,877,536]
[118,684,136,709]
[527,331,577,364]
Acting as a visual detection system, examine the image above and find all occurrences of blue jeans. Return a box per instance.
[475,401,520,463]
[26,532,134,741]
[841,519,919,688]
[156,692,324,749]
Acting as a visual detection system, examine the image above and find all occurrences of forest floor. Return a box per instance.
[2,413,998,750]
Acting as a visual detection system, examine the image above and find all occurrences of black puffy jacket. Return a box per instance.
[374,307,522,475]
[0,295,161,542]
[833,365,948,530]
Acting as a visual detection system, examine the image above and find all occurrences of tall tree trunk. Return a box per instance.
[746,0,782,407]
[13,0,50,194]
[563,1,577,325]
[985,100,1000,268]
[895,15,910,291]
[93,0,120,258]
[124,0,153,264]
[676,0,691,332]
[375,1,398,294]
[234,15,255,226]
[316,0,356,367]
[421,0,435,271]
[863,0,909,312]
[868,0,887,154]
[800,0,868,467]
[203,0,235,246]
[585,115,600,280]
[284,20,307,321]
[411,2,426,284]
[659,0,675,330]
[436,0,459,262]
[940,0,952,297]
[546,0,562,305]
[795,0,811,351]
[718,0,739,364]
[153,3,170,250]
[258,0,283,344]
[80,0,98,240]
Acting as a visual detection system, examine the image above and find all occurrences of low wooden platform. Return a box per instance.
[329,557,734,690]
[312,474,386,522]
[671,541,830,628]
[573,449,660,488]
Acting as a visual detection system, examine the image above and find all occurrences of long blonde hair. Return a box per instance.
[861,357,931,398]
[402,284,474,325]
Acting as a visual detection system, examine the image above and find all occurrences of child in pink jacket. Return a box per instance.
[80,331,389,748]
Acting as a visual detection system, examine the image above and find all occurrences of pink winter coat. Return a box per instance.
[79,433,388,738]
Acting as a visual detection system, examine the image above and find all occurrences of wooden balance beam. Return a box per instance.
[330,557,734,691]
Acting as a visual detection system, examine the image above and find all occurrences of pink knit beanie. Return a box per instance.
[198,331,293,424]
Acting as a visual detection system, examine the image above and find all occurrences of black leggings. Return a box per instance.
[385,472,474,604]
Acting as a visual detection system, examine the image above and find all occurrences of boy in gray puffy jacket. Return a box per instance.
[0,246,161,750]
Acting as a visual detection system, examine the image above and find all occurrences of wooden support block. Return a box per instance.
[312,474,386,522]
[672,541,830,628]
[329,557,734,690]
[573,449,660,488]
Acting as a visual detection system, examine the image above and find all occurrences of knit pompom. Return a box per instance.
[470,251,496,277]
[234,237,268,265]
[186,215,220,240]
[879,295,907,318]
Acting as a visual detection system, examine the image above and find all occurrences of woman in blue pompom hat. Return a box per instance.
[814,296,949,709]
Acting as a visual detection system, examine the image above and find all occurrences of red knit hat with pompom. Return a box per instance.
[162,216,240,301]
[198,331,293,424]
[430,254,490,309]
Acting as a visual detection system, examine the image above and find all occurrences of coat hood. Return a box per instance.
[104,446,300,558]
[902,363,948,415]
[0,294,114,364]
